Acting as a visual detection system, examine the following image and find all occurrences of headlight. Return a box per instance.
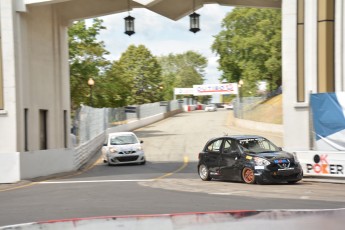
[136,146,143,151]
[109,147,118,153]
[254,157,270,166]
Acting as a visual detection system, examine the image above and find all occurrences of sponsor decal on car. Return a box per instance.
[255,166,265,170]
[278,167,295,171]
[274,159,291,170]
[274,159,289,164]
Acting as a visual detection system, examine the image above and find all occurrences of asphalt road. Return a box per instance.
[1,110,345,227]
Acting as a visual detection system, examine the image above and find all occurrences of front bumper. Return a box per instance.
[254,164,303,183]
[107,151,145,165]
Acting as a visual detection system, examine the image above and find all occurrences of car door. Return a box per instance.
[219,138,242,181]
[203,138,223,175]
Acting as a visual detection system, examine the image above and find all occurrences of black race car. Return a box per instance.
[198,135,303,184]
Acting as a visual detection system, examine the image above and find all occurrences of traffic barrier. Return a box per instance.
[1,209,345,230]
[295,151,345,177]
[183,105,196,112]
[196,104,204,110]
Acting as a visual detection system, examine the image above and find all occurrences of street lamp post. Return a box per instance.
[237,79,244,118]
[88,78,95,107]
[238,79,244,103]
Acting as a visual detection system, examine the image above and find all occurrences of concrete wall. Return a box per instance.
[0,3,71,183]
[0,0,22,183]
[18,4,70,151]
[234,118,283,135]
[0,153,20,183]
[282,0,311,151]
[0,1,19,154]
[0,2,70,153]
[18,109,182,181]
[20,148,74,180]
[335,0,345,92]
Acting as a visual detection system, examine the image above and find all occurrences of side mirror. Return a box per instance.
[278,147,283,151]
[140,140,144,144]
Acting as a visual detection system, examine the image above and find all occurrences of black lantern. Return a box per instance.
[124,15,135,36]
[189,12,200,33]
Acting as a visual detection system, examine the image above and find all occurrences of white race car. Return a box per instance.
[102,132,146,165]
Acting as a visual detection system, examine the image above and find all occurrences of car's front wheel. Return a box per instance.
[199,164,211,181]
[242,167,255,184]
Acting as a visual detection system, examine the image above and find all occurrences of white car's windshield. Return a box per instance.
[110,135,138,145]
[238,138,280,154]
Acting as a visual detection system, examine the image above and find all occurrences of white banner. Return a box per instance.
[295,151,345,177]
[193,83,238,96]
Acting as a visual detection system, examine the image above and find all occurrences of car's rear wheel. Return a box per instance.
[199,164,211,181]
[242,167,255,184]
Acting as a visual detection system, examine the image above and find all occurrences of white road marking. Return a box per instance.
[39,179,154,184]
[209,191,246,195]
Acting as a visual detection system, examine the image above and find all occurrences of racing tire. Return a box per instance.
[287,180,299,184]
[242,167,256,184]
[199,164,211,181]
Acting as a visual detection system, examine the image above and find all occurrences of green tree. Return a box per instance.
[212,8,281,95]
[158,51,207,100]
[68,18,111,110]
[96,61,129,108]
[115,45,163,105]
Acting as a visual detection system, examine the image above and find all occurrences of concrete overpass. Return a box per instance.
[1,0,344,183]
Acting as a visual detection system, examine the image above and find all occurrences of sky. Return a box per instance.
[93,4,234,85]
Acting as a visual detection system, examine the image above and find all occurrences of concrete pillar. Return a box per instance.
[0,0,20,183]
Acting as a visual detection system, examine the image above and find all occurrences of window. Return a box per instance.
[24,109,28,151]
[223,139,238,154]
[206,139,222,153]
[39,110,48,150]
[110,134,137,145]
[64,110,67,148]
[259,139,277,151]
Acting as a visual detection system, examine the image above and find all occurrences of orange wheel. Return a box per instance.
[242,167,255,184]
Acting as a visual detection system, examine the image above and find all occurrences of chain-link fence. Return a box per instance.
[71,100,182,146]
[233,90,282,124]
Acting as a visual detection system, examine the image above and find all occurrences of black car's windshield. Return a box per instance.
[110,135,138,145]
[238,137,280,154]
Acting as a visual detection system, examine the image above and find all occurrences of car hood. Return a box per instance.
[109,143,140,151]
[254,151,293,160]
